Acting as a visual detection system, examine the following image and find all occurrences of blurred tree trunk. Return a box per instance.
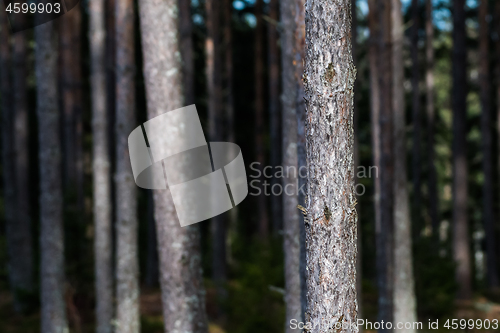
[138,0,209,331]
[89,0,114,332]
[303,0,358,329]
[479,0,498,289]
[280,0,300,331]
[35,19,69,333]
[425,0,439,237]
[206,0,227,312]
[269,0,282,234]
[145,192,159,287]
[497,0,500,258]
[411,0,421,223]
[452,0,472,301]
[376,0,394,328]
[392,0,417,330]
[294,0,307,320]
[115,0,140,331]
[7,13,34,312]
[180,0,194,105]
[255,0,269,238]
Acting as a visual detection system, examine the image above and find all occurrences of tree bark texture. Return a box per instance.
[303,0,358,331]
[115,0,140,331]
[392,0,417,330]
[180,0,194,105]
[280,0,301,331]
[411,0,421,223]
[478,0,498,289]
[90,0,114,331]
[294,0,307,320]
[35,19,69,333]
[138,0,209,331]
[452,0,472,301]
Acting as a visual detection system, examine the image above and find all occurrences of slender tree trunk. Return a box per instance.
[206,0,227,310]
[269,0,282,235]
[411,0,421,223]
[115,0,140,331]
[180,0,194,105]
[479,0,498,289]
[7,12,34,312]
[145,192,159,287]
[452,0,472,301]
[280,0,300,331]
[376,1,394,327]
[138,0,209,331]
[303,0,358,331]
[90,0,114,331]
[35,19,69,333]
[254,0,269,238]
[392,0,417,330]
[294,0,307,320]
[425,0,439,237]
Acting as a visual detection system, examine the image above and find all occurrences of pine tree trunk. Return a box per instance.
[392,0,417,330]
[425,0,439,237]
[303,0,358,331]
[115,0,140,331]
[138,0,209,331]
[294,0,307,320]
[452,0,472,301]
[269,0,282,234]
[479,0,498,289]
[90,0,114,331]
[35,19,69,333]
[180,0,194,105]
[411,0,421,223]
[280,0,301,331]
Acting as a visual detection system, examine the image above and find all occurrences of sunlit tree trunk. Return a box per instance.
[478,0,498,289]
[303,0,358,331]
[115,0,140,331]
[411,0,421,223]
[392,0,417,330]
[35,19,69,333]
[89,0,114,331]
[452,0,472,301]
[138,0,209,331]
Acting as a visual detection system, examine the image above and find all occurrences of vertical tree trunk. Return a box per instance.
[269,0,282,234]
[6,12,34,312]
[138,0,209,331]
[206,0,227,310]
[145,192,159,287]
[497,0,500,252]
[479,0,498,289]
[425,0,439,237]
[280,0,301,331]
[392,0,417,330]
[452,0,472,301]
[411,0,421,222]
[90,0,114,331]
[180,0,194,105]
[35,19,69,333]
[303,0,358,331]
[255,0,269,238]
[376,1,394,327]
[294,0,307,320]
[115,0,140,331]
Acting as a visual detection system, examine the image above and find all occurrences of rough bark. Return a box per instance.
[269,0,282,234]
[180,0,194,105]
[35,19,69,333]
[303,0,358,331]
[478,0,498,289]
[138,0,209,331]
[145,191,159,287]
[224,0,234,144]
[90,0,114,331]
[280,0,301,331]
[411,0,421,223]
[392,0,417,330]
[255,0,269,238]
[425,0,439,237]
[452,0,472,301]
[115,0,140,331]
[376,0,394,327]
[294,0,307,320]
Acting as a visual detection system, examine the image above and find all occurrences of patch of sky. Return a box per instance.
[244,13,257,28]
[233,0,245,10]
